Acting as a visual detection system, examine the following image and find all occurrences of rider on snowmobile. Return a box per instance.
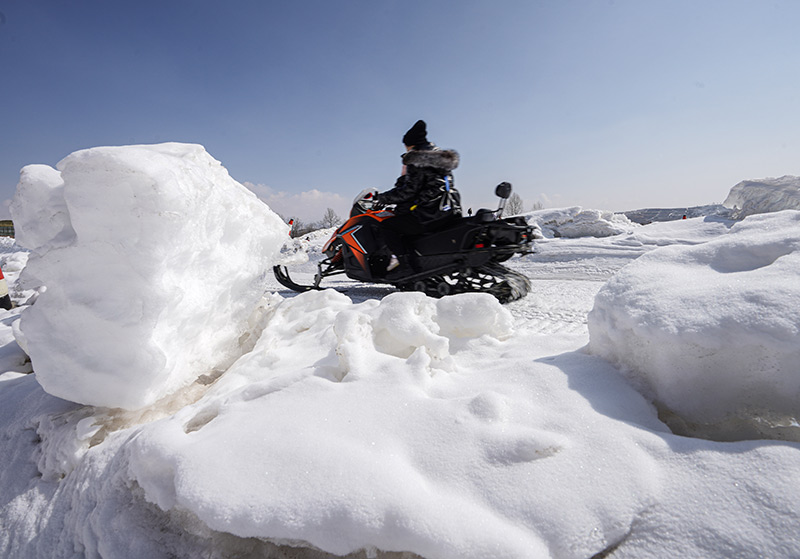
[273,120,534,302]
[374,120,462,271]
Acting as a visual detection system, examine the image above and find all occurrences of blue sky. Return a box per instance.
[2,0,799,222]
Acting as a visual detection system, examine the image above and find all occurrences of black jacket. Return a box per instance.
[377,148,462,225]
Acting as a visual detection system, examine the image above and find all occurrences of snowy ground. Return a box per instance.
[1,144,800,559]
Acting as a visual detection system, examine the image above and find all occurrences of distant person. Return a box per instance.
[374,120,462,271]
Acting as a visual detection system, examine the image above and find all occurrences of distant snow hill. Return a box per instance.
[624,174,800,224]
[623,204,731,225]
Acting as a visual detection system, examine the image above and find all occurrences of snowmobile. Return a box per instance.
[273,182,535,303]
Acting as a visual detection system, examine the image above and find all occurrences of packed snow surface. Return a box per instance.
[2,145,800,559]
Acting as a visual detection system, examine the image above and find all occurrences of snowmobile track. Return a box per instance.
[398,262,531,303]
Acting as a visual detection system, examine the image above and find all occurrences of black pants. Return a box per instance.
[379,213,424,256]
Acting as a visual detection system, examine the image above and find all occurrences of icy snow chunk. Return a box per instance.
[11,143,288,410]
[588,210,800,440]
[617,215,734,248]
[434,292,514,340]
[723,175,800,219]
[276,226,335,261]
[209,290,514,391]
[10,164,76,256]
[529,206,638,238]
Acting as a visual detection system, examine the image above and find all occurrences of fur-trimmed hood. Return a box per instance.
[402,148,459,171]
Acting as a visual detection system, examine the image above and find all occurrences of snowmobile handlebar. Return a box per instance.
[353,188,381,214]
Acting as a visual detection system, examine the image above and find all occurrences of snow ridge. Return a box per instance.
[723,175,800,219]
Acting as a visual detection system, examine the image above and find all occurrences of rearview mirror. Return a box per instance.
[495,182,512,199]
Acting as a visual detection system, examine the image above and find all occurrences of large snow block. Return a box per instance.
[11,143,288,410]
[587,211,800,439]
[723,175,800,219]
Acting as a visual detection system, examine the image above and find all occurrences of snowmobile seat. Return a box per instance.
[474,208,496,222]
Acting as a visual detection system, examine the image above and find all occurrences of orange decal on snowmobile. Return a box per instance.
[323,210,393,253]
[338,224,368,271]
[324,210,397,272]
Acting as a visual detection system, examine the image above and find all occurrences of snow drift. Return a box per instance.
[10,143,287,410]
[722,175,800,219]
[588,210,800,440]
[527,206,637,238]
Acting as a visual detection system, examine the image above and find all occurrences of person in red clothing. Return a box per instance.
[0,266,11,310]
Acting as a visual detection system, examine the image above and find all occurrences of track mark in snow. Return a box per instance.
[466,393,565,464]
[183,406,220,434]
[504,277,605,335]
[511,309,592,335]
[484,431,565,464]
[467,392,507,422]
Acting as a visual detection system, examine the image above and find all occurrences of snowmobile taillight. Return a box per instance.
[474,243,485,248]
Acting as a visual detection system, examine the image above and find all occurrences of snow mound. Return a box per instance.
[723,175,800,219]
[623,204,732,224]
[274,226,336,266]
[127,289,661,558]
[613,215,735,248]
[588,210,800,440]
[10,143,288,410]
[527,206,638,238]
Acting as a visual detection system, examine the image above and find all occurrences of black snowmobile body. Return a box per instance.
[274,183,535,303]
